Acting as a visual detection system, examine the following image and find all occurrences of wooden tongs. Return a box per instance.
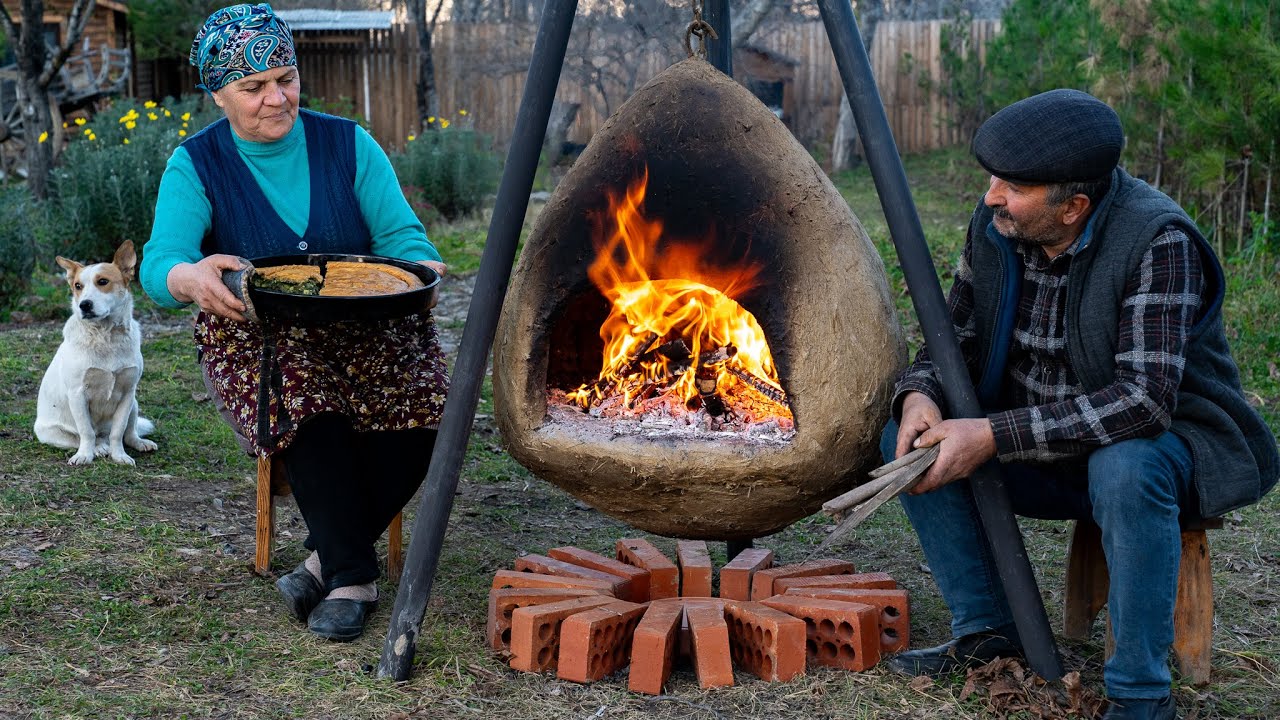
[813,445,940,553]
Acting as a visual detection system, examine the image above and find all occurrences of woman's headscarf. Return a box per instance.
[190,3,297,93]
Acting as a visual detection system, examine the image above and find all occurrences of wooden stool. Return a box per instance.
[1063,516,1221,685]
[254,455,404,579]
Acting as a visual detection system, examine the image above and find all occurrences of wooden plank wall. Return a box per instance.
[290,19,1001,155]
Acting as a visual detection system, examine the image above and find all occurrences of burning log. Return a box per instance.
[694,364,726,417]
[727,365,787,405]
[573,331,659,409]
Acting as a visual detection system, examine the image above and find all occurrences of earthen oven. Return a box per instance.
[493,58,905,539]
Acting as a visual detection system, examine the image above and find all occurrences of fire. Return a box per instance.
[566,169,792,423]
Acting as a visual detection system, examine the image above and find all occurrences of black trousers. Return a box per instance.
[279,413,436,591]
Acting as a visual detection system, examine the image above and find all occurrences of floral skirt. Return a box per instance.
[196,311,450,455]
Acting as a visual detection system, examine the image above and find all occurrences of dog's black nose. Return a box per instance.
[79,300,95,317]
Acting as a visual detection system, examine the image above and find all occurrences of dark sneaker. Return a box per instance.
[307,598,378,642]
[1102,695,1178,720]
[275,563,324,623]
[885,627,1024,676]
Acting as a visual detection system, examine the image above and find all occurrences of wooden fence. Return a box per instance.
[291,18,1001,157]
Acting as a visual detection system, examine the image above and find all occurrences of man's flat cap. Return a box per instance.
[972,89,1123,184]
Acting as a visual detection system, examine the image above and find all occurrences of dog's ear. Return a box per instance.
[113,240,137,282]
[55,256,81,282]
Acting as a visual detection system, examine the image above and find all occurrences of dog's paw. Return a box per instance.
[68,451,95,466]
[108,450,136,466]
[127,438,158,453]
[95,442,111,457]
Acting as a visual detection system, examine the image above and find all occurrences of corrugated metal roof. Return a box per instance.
[275,9,395,31]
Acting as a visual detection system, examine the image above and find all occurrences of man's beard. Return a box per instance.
[993,207,1059,248]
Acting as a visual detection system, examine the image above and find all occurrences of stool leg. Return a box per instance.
[1064,519,1109,640]
[255,456,274,575]
[387,512,404,580]
[1173,529,1213,685]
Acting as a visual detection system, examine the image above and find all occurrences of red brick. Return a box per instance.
[676,540,713,598]
[491,569,618,596]
[686,602,734,688]
[628,599,684,695]
[773,572,897,594]
[719,548,775,601]
[486,587,604,651]
[548,546,651,603]
[616,538,679,600]
[508,596,616,673]
[557,600,647,683]
[513,554,632,598]
[761,596,881,672]
[723,600,806,682]
[750,559,856,600]
[784,588,910,654]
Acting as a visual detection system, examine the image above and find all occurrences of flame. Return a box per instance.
[567,168,791,420]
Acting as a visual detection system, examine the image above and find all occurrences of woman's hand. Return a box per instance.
[418,260,447,309]
[167,254,249,322]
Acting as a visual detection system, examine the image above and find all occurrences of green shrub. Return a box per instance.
[46,95,220,264]
[391,123,500,221]
[0,187,37,315]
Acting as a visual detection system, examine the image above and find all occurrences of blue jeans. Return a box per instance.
[880,421,1195,699]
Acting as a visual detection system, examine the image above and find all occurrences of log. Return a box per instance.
[726,365,787,404]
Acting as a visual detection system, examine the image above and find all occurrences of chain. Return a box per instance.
[683,0,718,58]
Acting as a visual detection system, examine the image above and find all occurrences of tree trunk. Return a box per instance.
[543,100,580,169]
[732,0,776,44]
[18,75,54,199]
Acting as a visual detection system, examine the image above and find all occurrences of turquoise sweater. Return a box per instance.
[141,118,441,308]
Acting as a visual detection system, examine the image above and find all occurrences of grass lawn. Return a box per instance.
[1,148,1277,719]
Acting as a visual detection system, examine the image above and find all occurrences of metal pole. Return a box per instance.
[703,0,732,76]
[814,0,1063,681]
[377,0,580,681]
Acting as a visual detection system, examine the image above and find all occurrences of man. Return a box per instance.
[881,89,1278,720]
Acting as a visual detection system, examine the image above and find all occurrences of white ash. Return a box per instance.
[545,389,795,446]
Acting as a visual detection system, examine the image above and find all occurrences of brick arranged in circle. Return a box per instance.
[490,538,910,692]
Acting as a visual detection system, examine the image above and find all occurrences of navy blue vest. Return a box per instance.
[183,109,371,259]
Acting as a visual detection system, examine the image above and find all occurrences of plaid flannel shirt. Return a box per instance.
[895,224,1203,462]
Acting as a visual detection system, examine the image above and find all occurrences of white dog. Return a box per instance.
[34,240,157,465]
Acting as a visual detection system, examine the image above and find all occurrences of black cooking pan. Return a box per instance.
[248,253,441,323]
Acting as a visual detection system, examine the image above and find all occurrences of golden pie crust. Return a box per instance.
[318,261,425,297]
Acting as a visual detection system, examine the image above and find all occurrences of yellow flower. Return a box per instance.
[122,138,130,144]
[407,134,416,142]
[62,122,68,128]
[118,109,139,123]
[182,122,188,128]
[440,119,450,129]
[163,109,171,117]
[74,117,86,126]
[178,130,187,137]
[459,109,468,116]
[125,121,137,130]
[147,112,158,121]
[144,100,157,109]
[181,112,191,121]
[87,134,96,141]
[38,131,49,143]
[427,116,435,123]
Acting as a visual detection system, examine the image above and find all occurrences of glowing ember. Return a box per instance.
[564,169,793,427]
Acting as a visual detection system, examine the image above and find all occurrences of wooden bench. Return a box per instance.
[1063,516,1221,685]
[254,455,403,579]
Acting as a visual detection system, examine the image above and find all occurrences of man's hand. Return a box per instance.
[896,391,943,459]
[167,255,248,322]
[909,418,997,494]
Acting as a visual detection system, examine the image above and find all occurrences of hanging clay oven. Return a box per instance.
[492,58,905,539]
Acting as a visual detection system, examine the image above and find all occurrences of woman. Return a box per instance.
[140,3,449,642]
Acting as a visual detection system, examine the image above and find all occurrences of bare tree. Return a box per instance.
[405,0,446,132]
[0,0,96,200]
